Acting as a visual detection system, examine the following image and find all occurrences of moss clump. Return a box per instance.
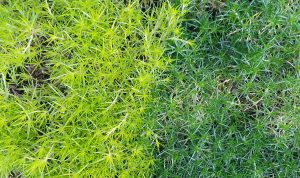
[0,0,182,177]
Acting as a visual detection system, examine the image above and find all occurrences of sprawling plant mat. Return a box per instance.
[153,0,300,177]
[0,0,183,177]
[1,0,300,177]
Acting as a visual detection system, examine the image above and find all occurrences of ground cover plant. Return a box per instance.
[153,0,300,177]
[0,0,183,177]
[0,0,299,177]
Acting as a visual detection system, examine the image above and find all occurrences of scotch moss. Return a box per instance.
[0,0,183,177]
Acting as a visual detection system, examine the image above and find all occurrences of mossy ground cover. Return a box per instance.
[153,0,300,177]
[0,0,299,177]
[0,0,182,177]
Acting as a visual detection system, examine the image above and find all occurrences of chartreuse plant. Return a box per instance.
[0,0,184,177]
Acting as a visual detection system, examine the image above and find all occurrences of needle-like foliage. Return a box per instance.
[153,0,300,177]
[1,0,299,177]
[0,0,183,177]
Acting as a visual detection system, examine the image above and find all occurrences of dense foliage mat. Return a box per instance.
[0,0,182,177]
[153,0,300,177]
[1,0,299,177]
